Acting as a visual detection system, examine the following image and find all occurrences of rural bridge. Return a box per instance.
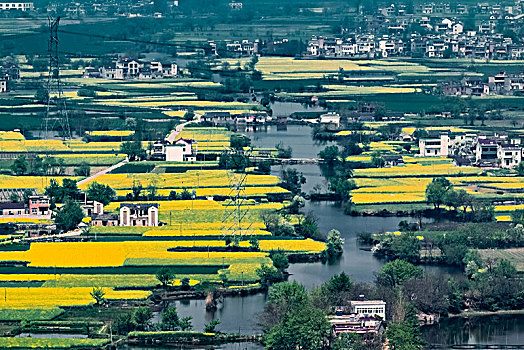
[281,158,320,165]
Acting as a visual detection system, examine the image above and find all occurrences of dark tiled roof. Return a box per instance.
[120,203,159,210]
[0,202,25,210]
[92,214,118,220]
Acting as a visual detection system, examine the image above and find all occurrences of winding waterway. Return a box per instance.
[135,123,524,349]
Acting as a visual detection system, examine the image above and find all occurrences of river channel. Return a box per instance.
[137,123,523,349]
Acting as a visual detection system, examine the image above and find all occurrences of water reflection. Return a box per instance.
[422,314,524,346]
[171,294,267,335]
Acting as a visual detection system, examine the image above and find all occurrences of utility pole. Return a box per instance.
[44,16,72,140]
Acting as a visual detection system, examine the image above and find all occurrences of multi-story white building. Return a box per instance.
[419,133,451,156]
[349,300,386,320]
[497,143,523,168]
[119,203,159,227]
[0,79,6,93]
[0,1,34,11]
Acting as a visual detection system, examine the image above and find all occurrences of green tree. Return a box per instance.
[218,151,250,170]
[325,229,343,258]
[281,168,306,195]
[329,176,356,201]
[257,160,272,174]
[425,177,452,210]
[161,306,180,330]
[370,151,385,168]
[385,321,424,350]
[256,264,281,285]
[390,232,421,263]
[90,287,105,305]
[131,180,142,200]
[264,304,330,350]
[204,319,220,333]
[115,313,135,335]
[516,162,524,175]
[296,213,321,240]
[318,145,339,164]
[218,271,229,287]
[276,142,292,158]
[325,272,352,306]
[11,155,28,175]
[54,199,84,232]
[494,258,517,278]
[87,182,116,206]
[156,267,174,288]
[270,250,289,272]
[45,179,60,200]
[249,235,260,251]
[120,140,146,161]
[230,134,251,150]
[268,281,308,308]
[377,260,423,288]
[74,162,90,177]
[133,306,152,331]
[60,178,80,201]
[35,85,49,103]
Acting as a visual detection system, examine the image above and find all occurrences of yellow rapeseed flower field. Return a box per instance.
[0,287,150,309]
[0,241,269,268]
[86,130,135,137]
[352,192,427,204]
[0,131,25,140]
[80,170,280,190]
[0,175,79,191]
[354,164,482,177]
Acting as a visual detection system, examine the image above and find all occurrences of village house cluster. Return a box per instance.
[418,131,524,168]
[0,186,161,235]
[441,72,524,96]
[306,0,524,59]
[83,57,178,80]
[45,0,179,18]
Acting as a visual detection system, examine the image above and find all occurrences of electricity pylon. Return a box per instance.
[44,16,72,139]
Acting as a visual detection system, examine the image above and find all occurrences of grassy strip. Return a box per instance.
[0,266,223,275]
[0,337,109,349]
[0,308,64,322]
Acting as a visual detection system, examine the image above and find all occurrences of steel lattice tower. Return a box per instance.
[221,149,253,239]
[44,16,72,139]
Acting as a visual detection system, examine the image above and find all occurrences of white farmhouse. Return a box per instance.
[319,112,341,128]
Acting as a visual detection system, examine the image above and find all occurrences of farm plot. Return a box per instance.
[0,175,79,192]
[478,248,524,272]
[351,174,524,205]
[79,170,281,190]
[0,287,150,309]
[353,164,482,178]
[252,57,430,80]
[0,337,109,349]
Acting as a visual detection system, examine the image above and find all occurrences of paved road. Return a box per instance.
[77,158,128,186]
[165,115,199,143]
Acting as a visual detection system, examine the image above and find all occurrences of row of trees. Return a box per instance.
[378,222,523,265]
[425,177,495,222]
